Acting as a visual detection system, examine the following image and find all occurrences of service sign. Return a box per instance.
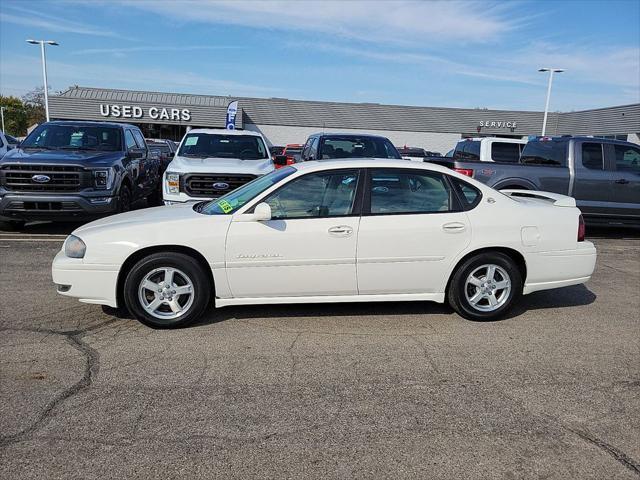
[99,104,191,121]
[479,120,517,129]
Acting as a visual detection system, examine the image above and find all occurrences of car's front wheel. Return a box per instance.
[123,252,211,328]
[447,252,522,321]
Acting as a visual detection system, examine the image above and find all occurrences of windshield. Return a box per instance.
[521,140,567,166]
[21,124,122,151]
[199,166,296,215]
[320,136,401,159]
[178,133,268,160]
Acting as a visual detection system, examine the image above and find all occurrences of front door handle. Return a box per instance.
[442,222,466,233]
[615,178,630,184]
[328,225,353,237]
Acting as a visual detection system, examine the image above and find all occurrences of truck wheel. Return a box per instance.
[123,252,211,328]
[447,252,522,321]
[0,220,26,231]
[118,185,132,213]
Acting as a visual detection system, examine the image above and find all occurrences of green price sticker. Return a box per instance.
[217,200,233,213]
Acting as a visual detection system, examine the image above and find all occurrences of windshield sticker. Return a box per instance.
[217,200,233,213]
[184,136,198,146]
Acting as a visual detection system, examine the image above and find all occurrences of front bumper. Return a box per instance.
[0,193,117,221]
[52,250,120,307]
[523,241,597,294]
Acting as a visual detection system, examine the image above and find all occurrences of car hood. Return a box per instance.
[167,155,274,175]
[2,148,123,167]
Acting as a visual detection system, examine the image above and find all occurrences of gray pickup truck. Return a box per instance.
[430,136,640,226]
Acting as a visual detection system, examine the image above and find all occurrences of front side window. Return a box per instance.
[178,133,268,160]
[614,144,640,172]
[200,167,296,215]
[320,137,401,159]
[581,143,604,170]
[264,170,360,219]
[21,124,122,151]
[491,142,521,163]
[368,169,455,214]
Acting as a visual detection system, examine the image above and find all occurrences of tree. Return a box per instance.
[0,96,30,136]
[21,86,47,127]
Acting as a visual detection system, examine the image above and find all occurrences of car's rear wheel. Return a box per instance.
[447,252,522,321]
[123,252,211,328]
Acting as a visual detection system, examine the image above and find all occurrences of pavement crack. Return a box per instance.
[564,425,640,476]
[0,322,110,448]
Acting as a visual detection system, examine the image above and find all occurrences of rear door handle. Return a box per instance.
[615,178,630,184]
[328,225,353,236]
[442,222,466,233]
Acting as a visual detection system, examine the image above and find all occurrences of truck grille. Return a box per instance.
[0,164,89,193]
[184,174,257,197]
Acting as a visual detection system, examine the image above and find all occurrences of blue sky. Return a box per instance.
[1,0,638,112]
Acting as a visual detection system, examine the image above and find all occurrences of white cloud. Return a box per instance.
[71,45,243,56]
[121,0,521,44]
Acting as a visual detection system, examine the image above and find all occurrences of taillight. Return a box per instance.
[577,214,585,242]
[455,168,474,177]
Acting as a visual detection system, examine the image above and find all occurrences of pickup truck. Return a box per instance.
[452,137,526,163]
[0,121,161,229]
[163,128,274,204]
[429,136,640,226]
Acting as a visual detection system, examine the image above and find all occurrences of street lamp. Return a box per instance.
[26,39,59,122]
[538,67,564,136]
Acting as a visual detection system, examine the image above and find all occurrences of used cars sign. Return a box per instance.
[99,104,191,121]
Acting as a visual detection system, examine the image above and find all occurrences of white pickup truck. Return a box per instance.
[452,137,526,163]
[163,129,275,204]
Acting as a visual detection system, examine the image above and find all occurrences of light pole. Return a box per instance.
[538,67,564,136]
[26,39,59,122]
[0,106,5,133]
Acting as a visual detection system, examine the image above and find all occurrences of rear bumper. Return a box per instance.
[523,241,597,294]
[51,250,120,307]
[0,193,117,221]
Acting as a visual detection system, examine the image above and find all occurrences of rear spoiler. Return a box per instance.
[500,189,576,207]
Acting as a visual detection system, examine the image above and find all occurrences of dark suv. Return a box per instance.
[299,133,401,161]
[0,121,161,228]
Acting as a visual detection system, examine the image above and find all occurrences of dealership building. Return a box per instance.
[49,86,640,153]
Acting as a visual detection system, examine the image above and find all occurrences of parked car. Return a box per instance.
[163,129,274,204]
[397,146,442,162]
[146,139,175,172]
[298,133,401,161]
[430,136,640,226]
[282,143,304,163]
[452,137,526,163]
[53,158,596,328]
[0,121,161,229]
[1,131,19,158]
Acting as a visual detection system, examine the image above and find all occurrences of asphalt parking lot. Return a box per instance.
[0,224,638,479]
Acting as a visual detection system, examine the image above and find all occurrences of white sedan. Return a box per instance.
[52,159,597,328]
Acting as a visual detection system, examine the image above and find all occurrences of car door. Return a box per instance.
[225,168,362,298]
[132,129,155,195]
[357,168,471,295]
[573,141,619,216]
[608,143,640,219]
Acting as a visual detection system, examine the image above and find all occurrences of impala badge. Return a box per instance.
[32,174,51,183]
[212,182,229,190]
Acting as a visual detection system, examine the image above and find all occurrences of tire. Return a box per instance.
[118,184,132,213]
[123,252,211,328]
[447,252,522,321]
[0,220,26,231]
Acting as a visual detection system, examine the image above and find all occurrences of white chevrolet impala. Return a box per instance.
[52,159,597,328]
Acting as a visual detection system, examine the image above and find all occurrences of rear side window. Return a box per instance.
[521,140,567,166]
[450,177,482,210]
[491,142,521,163]
[132,130,146,149]
[124,131,137,150]
[614,144,640,172]
[581,143,604,170]
[368,169,455,214]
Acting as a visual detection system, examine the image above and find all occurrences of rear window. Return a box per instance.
[178,133,268,160]
[521,140,567,166]
[320,136,400,159]
[453,141,480,161]
[491,142,521,163]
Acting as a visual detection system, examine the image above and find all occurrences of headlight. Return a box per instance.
[64,235,86,259]
[93,168,115,190]
[165,172,180,194]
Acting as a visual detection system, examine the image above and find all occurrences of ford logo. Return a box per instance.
[212,182,229,190]
[32,174,51,183]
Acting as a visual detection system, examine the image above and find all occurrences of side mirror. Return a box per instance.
[253,202,272,221]
[129,149,144,159]
[273,155,288,166]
